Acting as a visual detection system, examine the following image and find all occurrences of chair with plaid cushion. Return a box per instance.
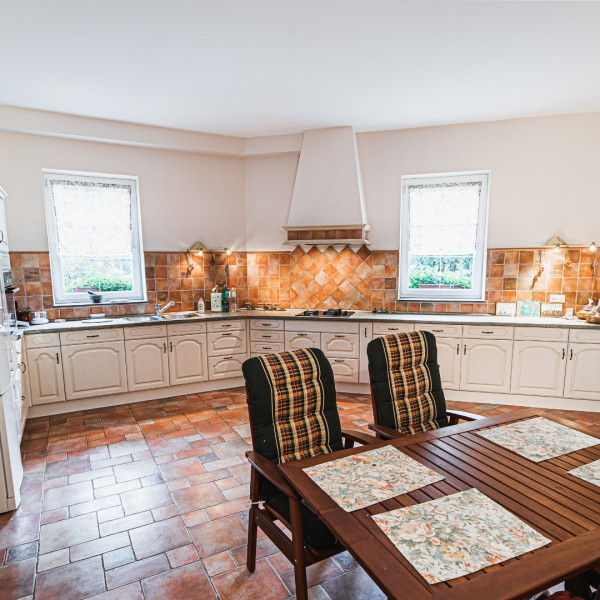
[242,347,373,600]
[367,331,482,439]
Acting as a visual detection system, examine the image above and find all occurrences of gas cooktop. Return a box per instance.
[297,309,354,317]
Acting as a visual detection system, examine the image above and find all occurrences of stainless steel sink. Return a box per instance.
[123,316,160,322]
[158,312,201,320]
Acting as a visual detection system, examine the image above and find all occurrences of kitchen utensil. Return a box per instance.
[30,311,49,325]
[88,291,103,303]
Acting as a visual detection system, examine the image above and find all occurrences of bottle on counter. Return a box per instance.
[197,296,205,313]
[222,285,230,313]
[230,287,238,311]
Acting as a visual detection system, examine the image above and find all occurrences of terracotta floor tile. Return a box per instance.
[86,581,143,600]
[206,497,249,520]
[0,513,41,548]
[70,531,130,562]
[189,514,247,558]
[0,557,36,598]
[69,466,113,484]
[35,555,106,600]
[103,545,135,570]
[181,509,210,527]
[187,467,231,486]
[230,536,279,567]
[105,554,170,590]
[130,516,191,560]
[99,511,153,537]
[69,495,121,518]
[47,437,87,455]
[211,558,289,600]
[211,439,252,459]
[120,483,173,515]
[141,561,216,600]
[166,543,199,568]
[97,505,125,523]
[171,482,224,514]
[281,557,344,594]
[151,503,179,521]
[158,456,206,481]
[148,438,191,456]
[39,513,99,554]
[37,548,70,572]
[45,456,90,480]
[321,567,386,600]
[108,439,149,458]
[43,480,94,511]
[203,549,236,575]
[6,540,38,563]
[93,479,141,499]
[113,458,159,483]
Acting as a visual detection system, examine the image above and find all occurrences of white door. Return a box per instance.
[26,347,66,405]
[61,342,128,400]
[436,337,462,391]
[564,343,600,400]
[510,341,567,397]
[284,331,321,351]
[0,385,24,507]
[460,339,513,393]
[207,331,247,356]
[125,338,170,391]
[169,334,208,385]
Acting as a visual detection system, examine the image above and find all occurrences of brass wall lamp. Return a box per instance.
[185,241,231,277]
[543,236,597,269]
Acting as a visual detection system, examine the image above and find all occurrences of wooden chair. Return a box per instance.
[366,330,483,440]
[242,347,374,600]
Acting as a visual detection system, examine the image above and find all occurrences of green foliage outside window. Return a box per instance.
[408,255,473,289]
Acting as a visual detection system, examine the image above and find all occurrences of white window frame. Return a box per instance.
[399,170,490,302]
[43,170,147,306]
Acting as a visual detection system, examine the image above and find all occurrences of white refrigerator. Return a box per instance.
[0,282,23,513]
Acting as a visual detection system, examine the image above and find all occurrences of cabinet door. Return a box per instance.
[169,334,208,385]
[564,343,600,400]
[284,331,320,351]
[207,331,247,356]
[330,358,359,383]
[436,337,462,391]
[26,347,66,405]
[208,354,245,380]
[321,333,359,358]
[510,341,567,397]
[125,338,170,391]
[359,322,373,384]
[61,342,128,400]
[460,339,513,393]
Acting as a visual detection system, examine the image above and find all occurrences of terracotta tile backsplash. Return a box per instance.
[10,245,599,320]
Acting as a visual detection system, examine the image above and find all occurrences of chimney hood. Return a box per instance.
[284,126,370,246]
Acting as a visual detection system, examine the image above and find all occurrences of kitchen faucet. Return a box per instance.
[155,300,175,317]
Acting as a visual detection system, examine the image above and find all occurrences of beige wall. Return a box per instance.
[0,131,245,252]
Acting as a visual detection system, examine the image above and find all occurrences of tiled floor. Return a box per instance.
[2,390,600,600]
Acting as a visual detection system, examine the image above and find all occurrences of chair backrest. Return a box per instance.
[367,331,450,434]
[242,348,343,465]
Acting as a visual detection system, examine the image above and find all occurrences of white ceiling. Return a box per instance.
[2,1,600,138]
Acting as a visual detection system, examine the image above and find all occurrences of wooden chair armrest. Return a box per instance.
[368,423,403,439]
[447,409,485,424]
[341,429,376,447]
[246,451,300,499]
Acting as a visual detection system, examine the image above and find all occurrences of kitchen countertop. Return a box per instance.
[19,309,600,335]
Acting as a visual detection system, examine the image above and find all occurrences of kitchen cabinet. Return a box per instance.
[208,354,245,380]
[26,347,66,405]
[250,341,285,356]
[61,341,128,400]
[510,341,567,397]
[436,337,462,391]
[125,338,170,391]
[358,322,372,384]
[207,330,247,356]
[460,339,513,393]
[564,343,600,400]
[372,322,414,338]
[321,332,359,358]
[168,334,208,385]
[285,331,320,351]
[329,357,360,383]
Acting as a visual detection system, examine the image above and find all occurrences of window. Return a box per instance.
[399,171,489,302]
[43,170,146,306]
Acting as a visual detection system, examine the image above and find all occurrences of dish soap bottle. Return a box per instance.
[197,296,205,313]
[230,287,238,312]
[222,285,230,313]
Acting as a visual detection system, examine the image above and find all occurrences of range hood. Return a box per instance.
[284,126,370,246]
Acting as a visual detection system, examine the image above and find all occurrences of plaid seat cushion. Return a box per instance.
[242,348,343,465]
[367,331,449,434]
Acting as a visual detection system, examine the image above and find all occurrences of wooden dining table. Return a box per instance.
[278,408,600,600]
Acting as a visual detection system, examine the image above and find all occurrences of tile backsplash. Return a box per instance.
[10,245,598,320]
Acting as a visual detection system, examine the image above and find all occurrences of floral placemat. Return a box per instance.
[372,488,551,584]
[475,417,600,462]
[569,459,600,488]
[302,445,444,512]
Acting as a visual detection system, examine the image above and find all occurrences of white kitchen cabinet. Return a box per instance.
[125,338,170,391]
[436,337,462,391]
[510,341,567,397]
[414,323,463,338]
[564,343,600,400]
[168,334,208,385]
[358,322,373,384]
[61,341,128,400]
[250,319,284,331]
[250,329,284,343]
[329,358,359,383]
[460,339,513,393]
[250,341,285,356]
[207,330,247,356]
[285,331,320,351]
[372,322,414,338]
[208,354,245,380]
[26,347,66,405]
[321,332,359,358]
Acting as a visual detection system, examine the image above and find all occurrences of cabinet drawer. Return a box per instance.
[208,353,246,380]
[372,322,414,336]
[414,323,463,338]
[25,332,60,349]
[60,328,124,345]
[568,328,600,344]
[124,324,168,340]
[514,327,568,342]
[250,342,285,355]
[250,319,284,330]
[207,319,245,332]
[330,358,359,383]
[207,331,247,356]
[321,333,359,358]
[462,325,513,340]
[166,322,206,336]
[285,320,359,334]
[285,331,321,351]
[250,330,284,343]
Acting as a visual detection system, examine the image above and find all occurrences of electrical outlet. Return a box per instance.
[549,294,566,303]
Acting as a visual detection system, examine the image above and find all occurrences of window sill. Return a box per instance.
[52,299,149,308]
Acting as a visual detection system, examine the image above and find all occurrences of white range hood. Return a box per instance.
[284,126,370,246]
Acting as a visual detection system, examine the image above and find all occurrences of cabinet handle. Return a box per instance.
[224,355,233,360]
[364,327,367,338]
[481,331,495,335]
[562,348,566,360]
[456,344,459,355]
[86,334,100,338]
[297,333,308,337]
[163,343,167,354]
[432,329,444,333]
[170,342,173,352]
[21,362,27,373]
[334,334,345,338]
[56,353,60,364]
[570,349,573,360]
[261,323,272,326]
[389,327,398,331]
[334,359,345,363]
[222,324,232,328]
[262,346,272,350]
[222,332,232,336]
[262,335,272,338]
[463,345,467,355]
[0,231,4,243]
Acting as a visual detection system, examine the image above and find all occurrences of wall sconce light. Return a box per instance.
[186,241,232,276]
[543,235,598,269]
